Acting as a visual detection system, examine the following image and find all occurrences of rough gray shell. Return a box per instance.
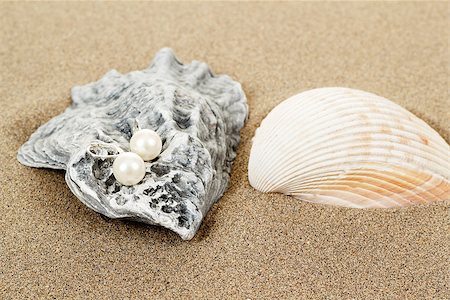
[17,48,248,240]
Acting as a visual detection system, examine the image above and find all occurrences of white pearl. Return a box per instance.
[130,129,162,161]
[112,152,146,186]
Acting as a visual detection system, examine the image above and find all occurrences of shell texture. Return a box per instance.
[248,87,450,208]
[18,48,248,240]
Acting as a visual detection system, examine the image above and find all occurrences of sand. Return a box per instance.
[1,2,448,299]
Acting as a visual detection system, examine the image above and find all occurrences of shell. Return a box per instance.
[17,48,248,240]
[248,87,450,208]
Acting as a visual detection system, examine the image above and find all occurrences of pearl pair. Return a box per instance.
[112,129,162,186]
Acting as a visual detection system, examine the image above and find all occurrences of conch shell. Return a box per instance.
[248,87,450,208]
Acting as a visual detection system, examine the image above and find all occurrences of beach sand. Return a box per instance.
[1,2,448,298]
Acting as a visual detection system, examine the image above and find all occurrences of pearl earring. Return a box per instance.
[111,128,162,186]
[130,129,162,161]
[112,152,146,186]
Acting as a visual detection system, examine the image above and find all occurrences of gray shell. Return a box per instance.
[17,48,248,240]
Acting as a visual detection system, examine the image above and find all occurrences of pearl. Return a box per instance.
[130,129,162,161]
[112,152,146,186]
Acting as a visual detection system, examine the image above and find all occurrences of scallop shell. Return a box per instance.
[248,87,450,208]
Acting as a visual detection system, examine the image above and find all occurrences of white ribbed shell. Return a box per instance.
[248,87,450,208]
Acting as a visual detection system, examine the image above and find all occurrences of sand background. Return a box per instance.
[1,2,448,299]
